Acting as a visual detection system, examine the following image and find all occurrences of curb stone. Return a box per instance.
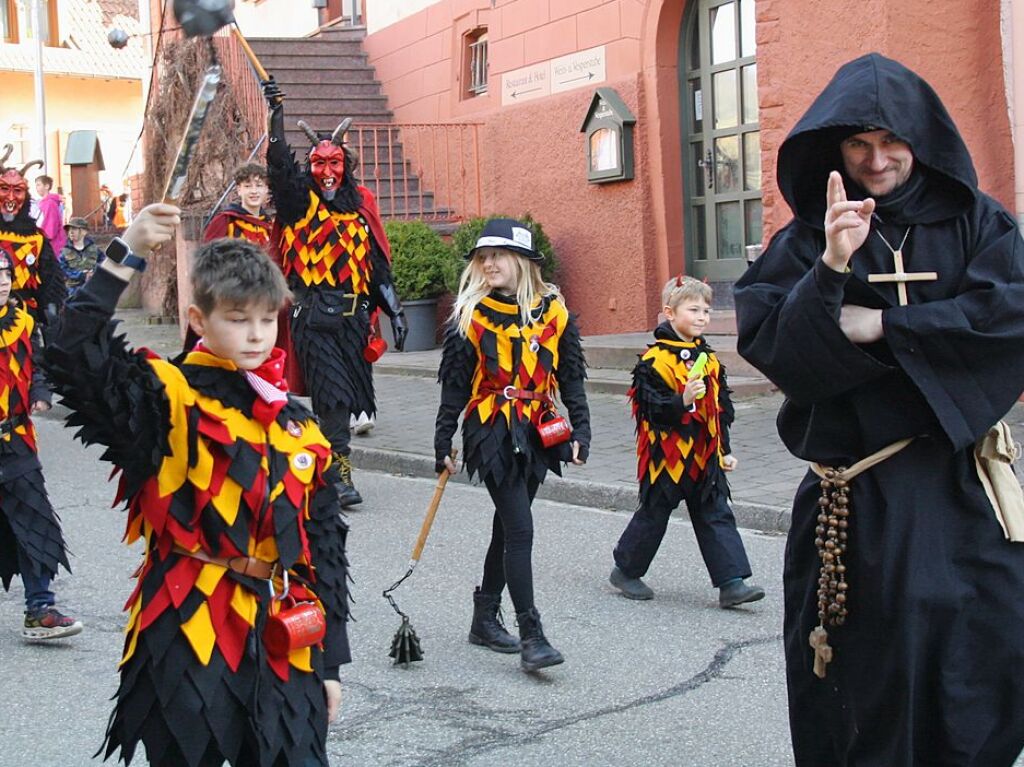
[349,444,792,534]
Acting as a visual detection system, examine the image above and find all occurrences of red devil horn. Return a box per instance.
[0,144,12,167]
[296,120,319,146]
[330,118,352,147]
[18,159,43,177]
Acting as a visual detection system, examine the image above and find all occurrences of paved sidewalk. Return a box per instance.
[112,310,1024,535]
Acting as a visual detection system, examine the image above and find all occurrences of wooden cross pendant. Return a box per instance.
[809,625,833,679]
[867,248,937,306]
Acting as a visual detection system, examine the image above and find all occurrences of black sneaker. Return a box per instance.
[609,567,654,600]
[23,606,84,640]
[718,579,766,608]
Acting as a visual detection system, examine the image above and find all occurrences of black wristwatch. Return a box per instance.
[104,237,147,272]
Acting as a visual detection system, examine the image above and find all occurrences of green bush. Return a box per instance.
[448,214,558,292]
[384,221,457,300]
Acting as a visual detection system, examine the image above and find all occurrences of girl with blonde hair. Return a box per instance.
[434,218,590,672]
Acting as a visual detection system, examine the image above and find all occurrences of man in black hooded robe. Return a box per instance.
[734,53,1024,766]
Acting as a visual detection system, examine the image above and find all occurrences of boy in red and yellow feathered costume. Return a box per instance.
[46,205,350,766]
[610,276,764,608]
[202,162,273,247]
[0,248,80,640]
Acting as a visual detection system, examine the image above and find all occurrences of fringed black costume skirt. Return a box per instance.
[463,415,569,489]
[0,460,69,590]
[101,609,329,767]
[291,300,374,417]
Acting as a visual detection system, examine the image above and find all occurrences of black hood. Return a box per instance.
[777,53,977,228]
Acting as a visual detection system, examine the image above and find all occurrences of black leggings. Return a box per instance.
[480,470,541,614]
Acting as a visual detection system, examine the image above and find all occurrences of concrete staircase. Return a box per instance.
[248,25,445,219]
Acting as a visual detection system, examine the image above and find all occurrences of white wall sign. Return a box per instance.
[550,46,607,94]
[501,62,551,105]
[501,45,607,106]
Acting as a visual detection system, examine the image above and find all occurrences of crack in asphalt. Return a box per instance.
[328,633,782,766]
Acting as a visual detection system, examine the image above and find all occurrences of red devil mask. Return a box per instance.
[0,145,42,220]
[298,118,352,197]
[309,141,346,194]
[0,170,28,218]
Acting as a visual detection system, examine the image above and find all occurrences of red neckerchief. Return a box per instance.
[194,342,289,426]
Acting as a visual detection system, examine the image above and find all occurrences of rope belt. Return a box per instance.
[173,545,278,580]
[805,437,915,679]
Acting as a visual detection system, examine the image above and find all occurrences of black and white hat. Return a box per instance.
[466,218,542,262]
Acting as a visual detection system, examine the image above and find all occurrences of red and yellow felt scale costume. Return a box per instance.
[117,352,334,683]
[0,231,43,297]
[629,331,734,508]
[435,292,591,487]
[45,270,351,767]
[202,205,273,248]
[0,303,70,593]
[278,190,372,293]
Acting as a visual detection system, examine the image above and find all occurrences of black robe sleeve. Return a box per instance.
[556,313,591,461]
[734,223,893,406]
[881,204,1024,449]
[434,324,475,472]
[43,268,170,487]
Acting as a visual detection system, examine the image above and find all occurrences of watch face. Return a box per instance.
[106,238,130,264]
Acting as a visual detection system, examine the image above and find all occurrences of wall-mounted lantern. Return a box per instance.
[580,88,636,183]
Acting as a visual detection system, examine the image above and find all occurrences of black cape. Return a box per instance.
[735,53,1024,766]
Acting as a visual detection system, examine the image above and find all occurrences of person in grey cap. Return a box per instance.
[434,217,591,672]
[60,217,103,292]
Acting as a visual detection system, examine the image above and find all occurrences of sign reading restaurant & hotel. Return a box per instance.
[501,45,607,106]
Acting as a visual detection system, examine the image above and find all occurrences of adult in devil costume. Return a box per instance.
[734,54,1024,765]
[0,145,67,323]
[262,79,407,508]
[46,207,351,766]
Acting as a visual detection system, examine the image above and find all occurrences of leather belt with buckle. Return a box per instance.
[327,293,359,317]
[484,386,552,403]
[173,545,278,580]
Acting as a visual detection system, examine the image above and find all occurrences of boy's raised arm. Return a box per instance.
[44,204,180,483]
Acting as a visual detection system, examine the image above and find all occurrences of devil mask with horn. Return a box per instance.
[0,145,43,224]
[298,118,354,202]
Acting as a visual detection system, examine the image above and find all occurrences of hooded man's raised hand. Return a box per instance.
[822,171,875,272]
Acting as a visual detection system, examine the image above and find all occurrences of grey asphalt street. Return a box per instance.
[0,415,791,767]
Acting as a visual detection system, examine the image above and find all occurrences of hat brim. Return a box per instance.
[466,241,542,262]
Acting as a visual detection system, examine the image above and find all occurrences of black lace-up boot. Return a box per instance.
[468,587,520,653]
[516,608,564,672]
[333,452,363,507]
